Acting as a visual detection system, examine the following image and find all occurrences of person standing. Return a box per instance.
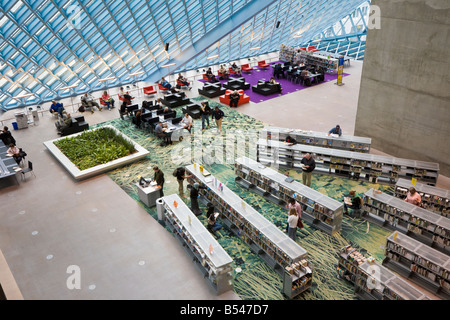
[229,90,240,108]
[404,187,422,206]
[287,207,299,241]
[200,101,211,130]
[153,166,165,197]
[189,183,206,216]
[0,126,16,146]
[285,198,302,232]
[174,167,192,198]
[211,106,224,134]
[301,153,315,187]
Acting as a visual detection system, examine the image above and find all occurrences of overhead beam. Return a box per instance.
[143,0,277,83]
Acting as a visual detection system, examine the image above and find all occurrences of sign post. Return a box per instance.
[335,56,345,86]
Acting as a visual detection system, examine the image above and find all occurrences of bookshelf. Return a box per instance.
[383,231,450,299]
[279,44,296,63]
[257,139,440,185]
[234,156,343,235]
[185,163,313,298]
[297,50,338,73]
[156,194,233,295]
[394,178,450,218]
[338,245,431,300]
[362,189,450,255]
[260,126,371,153]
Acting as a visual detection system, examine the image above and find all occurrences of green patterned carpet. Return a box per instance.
[92,97,393,300]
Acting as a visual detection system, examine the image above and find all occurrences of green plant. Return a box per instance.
[54,127,136,170]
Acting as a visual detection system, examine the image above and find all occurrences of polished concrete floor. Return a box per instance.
[0,53,448,300]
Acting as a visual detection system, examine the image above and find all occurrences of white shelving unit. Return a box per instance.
[185,163,313,298]
[337,245,432,300]
[260,126,371,153]
[157,194,233,295]
[257,139,440,185]
[383,231,450,299]
[362,189,450,255]
[234,156,343,235]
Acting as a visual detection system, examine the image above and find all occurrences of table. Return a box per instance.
[141,109,188,142]
[136,181,161,207]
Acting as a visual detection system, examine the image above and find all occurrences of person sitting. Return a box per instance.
[133,109,143,128]
[154,121,171,145]
[101,91,115,110]
[328,125,342,137]
[81,93,102,113]
[154,98,162,108]
[119,87,134,105]
[119,101,128,120]
[159,77,172,90]
[404,187,422,206]
[218,65,229,79]
[7,143,23,165]
[343,191,362,214]
[231,62,241,76]
[177,73,191,90]
[205,67,216,82]
[285,135,297,146]
[206,204,222,232]
[49,100,65,117]
[55,113,73,132]
[269,77,282,92]
[0,126,16,146]
[273,63,283,79]
[229,90,240,108]
[181,113,193,133]
[163,106,173,114]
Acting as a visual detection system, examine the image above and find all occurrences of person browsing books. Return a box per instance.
[207,203,222,232]
[285,135,297,146]
[343,190,362,214]
[189,183,207,216]
[300,153,315,187]
[153,166,165,197]
[404,187,421,206]
[287,207,299,241]
[328,125,342,137]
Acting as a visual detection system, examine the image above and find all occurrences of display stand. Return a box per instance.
[337,245,431,300]
[157,194,233,295]
[234,156,343,235]
[136,181,161,207]
[383,231,450,299]
[362,189,450,255]
[257,139,439,185]
[394,178,449,218]
[185,164,313,298]
[261,126,371,153]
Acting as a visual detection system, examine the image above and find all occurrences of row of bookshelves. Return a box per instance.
[337,245,431,300]
[256,139,439,185]
[383,231,450,299]
[394,178,450,217]
[185,164,313,298]
[261,127,371,153]
[362,189,450,255]
[234,157,343,235]
[157,194,234,295]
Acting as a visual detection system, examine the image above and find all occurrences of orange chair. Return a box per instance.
[257,60,270,69]
[241,63,253,73]
[99,98,107,107]
[217,71,229,79]
[229,67,240,76]
[143,85,157,96]
[219,89,250,106]
[202,74,210,81]
[118,94,133,105]
[176,79,189,88]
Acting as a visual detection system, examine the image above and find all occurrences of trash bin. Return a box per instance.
[12,122,18,130]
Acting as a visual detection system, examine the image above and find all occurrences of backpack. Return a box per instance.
[78,105,85,112]
[172,167,184,177]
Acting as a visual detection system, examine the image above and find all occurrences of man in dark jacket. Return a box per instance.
[200,101,211,130]
[211,106,224,134]
[300,153,315,187]
[0,126,16,146]
[189,182,207,216]
[229,90,240,108]
[153,166,165,197]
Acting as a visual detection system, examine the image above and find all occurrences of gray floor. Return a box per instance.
[0,55,448,300]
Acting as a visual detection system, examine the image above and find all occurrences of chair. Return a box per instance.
[143,85,157,97]
[158,83,171,93]
[257,60,270,69]
[241,63,253,73]
[176,79,189,89]
[229,67,240,76]
[21,160,36,181]
[99,98,107,107]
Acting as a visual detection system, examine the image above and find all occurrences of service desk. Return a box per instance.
[136,182,161,207]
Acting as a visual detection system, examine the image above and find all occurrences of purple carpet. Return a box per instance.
[198,61,350,104]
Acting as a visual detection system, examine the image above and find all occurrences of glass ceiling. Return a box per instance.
[0,0,367,111]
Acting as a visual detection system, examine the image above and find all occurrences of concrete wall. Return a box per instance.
[355,0,450,177]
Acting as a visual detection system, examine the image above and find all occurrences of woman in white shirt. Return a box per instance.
[7,143,22,165]
[287,207,299,241]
